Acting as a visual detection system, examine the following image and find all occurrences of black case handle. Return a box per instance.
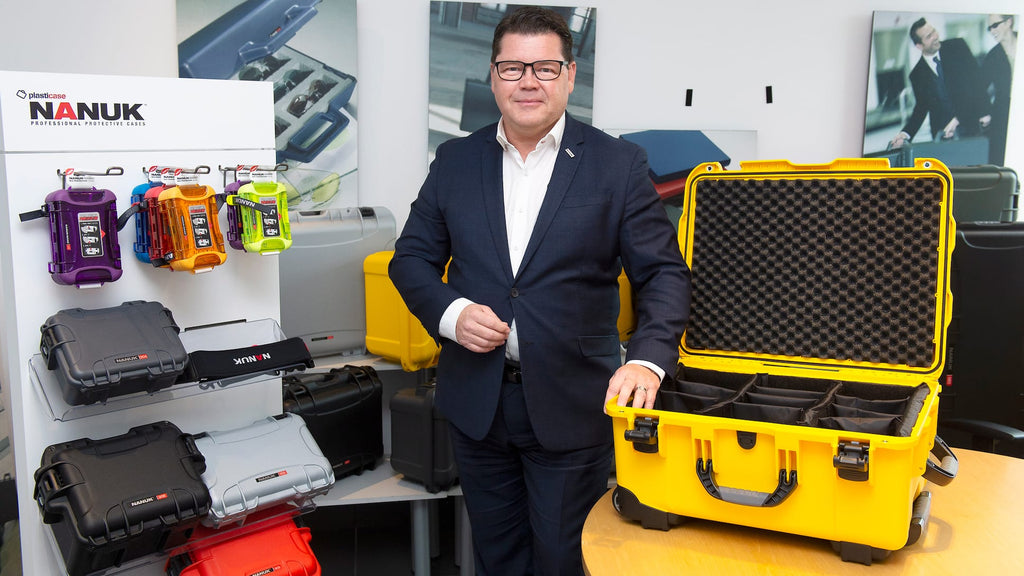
[696,458,797,507]
[922,435,958,486]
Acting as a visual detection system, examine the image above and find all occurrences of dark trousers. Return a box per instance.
[449,371,613,576]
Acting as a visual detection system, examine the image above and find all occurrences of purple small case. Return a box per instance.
[224,179,248,251]
[45,187,123,288]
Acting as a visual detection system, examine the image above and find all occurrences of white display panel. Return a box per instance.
[0,70,283,575]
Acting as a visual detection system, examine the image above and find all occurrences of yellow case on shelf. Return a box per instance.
[363,250,441,372]
[608,158,958,565]
[158,184,227,273]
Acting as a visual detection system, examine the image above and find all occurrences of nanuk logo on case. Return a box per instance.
[129,493,168,507]
[255,470,288,483]
[114,353,149,364]
[233,352,271,365]
[248,567,281,576]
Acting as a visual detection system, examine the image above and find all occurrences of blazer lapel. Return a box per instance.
[481,136,515,281]
[516,116,584,278]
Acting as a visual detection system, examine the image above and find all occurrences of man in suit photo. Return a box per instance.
[389,6,691,575]
[890,17,991,149]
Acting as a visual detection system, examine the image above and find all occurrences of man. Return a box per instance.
[890,17,991,148]
[389,6,690,575]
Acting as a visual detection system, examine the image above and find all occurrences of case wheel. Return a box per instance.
[830,541,892,565]
[611,485,687,531]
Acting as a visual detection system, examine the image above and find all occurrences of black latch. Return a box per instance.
[623,416,659,453]
[834,441,869,482]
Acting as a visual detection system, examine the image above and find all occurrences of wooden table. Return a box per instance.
[583,448,1024,574]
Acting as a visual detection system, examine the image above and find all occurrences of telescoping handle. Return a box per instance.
[695,458,797,507]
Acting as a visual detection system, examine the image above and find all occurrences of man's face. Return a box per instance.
[491,32,576,146]
[916,23,941,56]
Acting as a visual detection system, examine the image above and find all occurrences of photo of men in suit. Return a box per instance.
[863,12,1017,169]
[889,17,991,148]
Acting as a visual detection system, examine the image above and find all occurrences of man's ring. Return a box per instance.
[637,385,647,394]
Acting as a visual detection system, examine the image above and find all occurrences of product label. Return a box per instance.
[248,567,280,576]
[188,204,213,249]
[249,166,277,184]
[77,211,103,258]
[255,470,288,483]
[260,197,280,237]
[129,492,168,508]
[114,353,149,364]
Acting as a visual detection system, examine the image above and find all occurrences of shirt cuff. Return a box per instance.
[627,359,666,383]
[439,297,473,343]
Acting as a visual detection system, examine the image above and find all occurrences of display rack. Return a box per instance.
[0,69,281,576]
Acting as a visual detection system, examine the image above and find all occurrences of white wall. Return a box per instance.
[0,0,1020,228]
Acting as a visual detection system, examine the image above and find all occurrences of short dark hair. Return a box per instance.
[491,6,574,63]
[909,17,928,44]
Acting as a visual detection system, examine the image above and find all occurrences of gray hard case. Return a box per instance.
[192,413,334,528]
[278,206,396,358]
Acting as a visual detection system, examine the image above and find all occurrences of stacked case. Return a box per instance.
[192,413,334,528]
[33,422,210,576]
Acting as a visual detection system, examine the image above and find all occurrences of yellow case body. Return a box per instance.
[609,158,955,553]
[363,250,441,371]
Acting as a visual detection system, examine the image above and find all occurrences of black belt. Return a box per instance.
[503,361,522,384]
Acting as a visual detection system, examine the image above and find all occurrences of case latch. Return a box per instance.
[833,441,869,481]
[624,416,659,453]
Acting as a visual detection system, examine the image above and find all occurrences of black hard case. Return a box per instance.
[948,165,1019,223]
[940,222,1024,450]
[33,422,210,576]
[389,381,458,493]
[39,301,188,405]
[282,366,384,479]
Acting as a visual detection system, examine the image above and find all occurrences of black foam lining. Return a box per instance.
[684,176,944,368]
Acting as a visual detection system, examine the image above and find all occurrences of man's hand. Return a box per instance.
[604,363,660,413]
[942,117,960,139]
[980,114,992,129]
[889,132,909,149]
[456,304,510,353]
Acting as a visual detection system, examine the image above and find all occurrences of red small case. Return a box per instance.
[171,517,321,576]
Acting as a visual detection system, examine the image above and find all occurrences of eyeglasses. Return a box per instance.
[493,60,569,81]
[988,18,1010,31]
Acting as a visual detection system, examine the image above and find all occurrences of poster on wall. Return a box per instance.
[177,0,359,210]
[428,2,596,158]
[863,11,1018,168]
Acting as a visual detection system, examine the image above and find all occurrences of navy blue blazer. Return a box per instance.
[390,115,691,451]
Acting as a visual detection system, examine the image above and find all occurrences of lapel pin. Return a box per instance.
[565,148,575,158]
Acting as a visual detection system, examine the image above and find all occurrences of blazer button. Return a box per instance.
[510,287,520,298]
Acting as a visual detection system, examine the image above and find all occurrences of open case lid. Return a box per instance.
[677,158,954,385]
[178,0,320,79]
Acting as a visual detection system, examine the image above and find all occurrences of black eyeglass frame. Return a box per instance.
[492,60,570,81]
[988,18,1010,32]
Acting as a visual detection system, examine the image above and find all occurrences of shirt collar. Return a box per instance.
[495,112,566,155]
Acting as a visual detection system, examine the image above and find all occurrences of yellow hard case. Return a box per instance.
[608,158,959,565]
[363,250,441,371]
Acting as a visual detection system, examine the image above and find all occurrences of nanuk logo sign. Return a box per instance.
[30,101,144,121]
[20,89,147,127]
